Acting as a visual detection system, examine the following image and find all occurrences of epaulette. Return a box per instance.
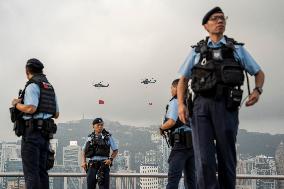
[191,37,209,55]
[88,132,95,138]
[102,129,111,137]
[225,35,245,48]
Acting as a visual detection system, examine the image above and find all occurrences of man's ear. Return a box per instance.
[203,24,209,32]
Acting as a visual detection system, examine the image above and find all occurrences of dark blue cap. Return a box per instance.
[92,118,104,125]
[202,7,223,25]
[26,58,44,70]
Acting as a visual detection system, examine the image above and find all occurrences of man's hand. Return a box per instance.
[104,159,112,166]
[245,90,260,106]
[81,161,87,171]
[178,103,189,124]
[11,98,22,107]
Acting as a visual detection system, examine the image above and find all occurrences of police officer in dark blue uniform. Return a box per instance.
[81,118,118,189]
[177,7,265,189]
[160,79,196,189]
[11,58,59,189]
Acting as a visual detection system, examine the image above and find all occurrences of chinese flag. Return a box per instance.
[98,99,105,104]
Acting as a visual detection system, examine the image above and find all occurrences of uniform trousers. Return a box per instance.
[21,126,49,189]
[87,160,110,189]
[167,143,196,189]
[192,96,239,189]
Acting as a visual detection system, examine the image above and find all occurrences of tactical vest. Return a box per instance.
[164,96,185,133]
[23,74,57,115]
[191,36,245,95]
[85,130,111,158]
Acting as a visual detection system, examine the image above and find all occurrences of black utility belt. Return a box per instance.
[25,119,53,127]
[88,159,111,168]
[89,159,107,163]
[169,131,192,148]
[24,119,57,139]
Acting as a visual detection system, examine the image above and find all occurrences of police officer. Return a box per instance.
[11,58,59,189]
[81,118,118,189]
[177,7,265,189]
[160,79,196,189]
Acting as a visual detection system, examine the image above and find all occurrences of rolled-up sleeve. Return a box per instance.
[235,46,261,75]
[178,49,198,78]
[109,136,118,151]
[166,100,178,122]
[24,83,40,107]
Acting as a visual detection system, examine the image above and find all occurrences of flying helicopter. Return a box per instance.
[141,78,157,85]
[92,81,109,88]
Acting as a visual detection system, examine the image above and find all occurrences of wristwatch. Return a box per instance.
[109,157,113,161]
[254,87,263,95]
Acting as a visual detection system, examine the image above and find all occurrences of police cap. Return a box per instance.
[92,118,104,125]
[202,7,223,25]
[26,58,44,70]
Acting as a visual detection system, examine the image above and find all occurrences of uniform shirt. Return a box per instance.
[179,36,261,78]
[82,133,118,161]
[166,98,191,133]
[23,83,59,120]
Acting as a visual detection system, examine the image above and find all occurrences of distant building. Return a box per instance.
[124,150,131,171]
[145,150,160,165]
[63,141,83,189]
[151,133,161,144]
[115,170,137,189]
[275,141,284,189]
[236,158,254,189]
[237,155,278,189]
[160,137,171,172]
[134,152,144,171]
[251,155,277,189]
[0,142,22,189]
[140,164,158,189]
[114,153,127,171]
[63,141,81,167]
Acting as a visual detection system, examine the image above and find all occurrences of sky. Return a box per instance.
[1,0,283,140]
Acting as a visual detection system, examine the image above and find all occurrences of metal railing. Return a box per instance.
[1,172,284,189]
[1,172,284,179]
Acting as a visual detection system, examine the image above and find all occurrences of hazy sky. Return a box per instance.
[1,0,283,140]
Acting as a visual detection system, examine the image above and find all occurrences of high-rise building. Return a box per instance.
[151,133,161,144]
[63,141,81,167]
[134,152,144,171]
[160,137,171,172]
[140,164,158,189]
[251,155,277,189]
[145,150,160,165]
[114,153,127,171]
[276,141,284,189]
[63,141,83,189]
[115,170,137,189]
[0,142,22,189]
[123,150,131,171]
[236,158,254,188]
[4,158,24,189]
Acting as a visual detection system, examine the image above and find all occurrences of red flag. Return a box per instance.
[98,99,105,104]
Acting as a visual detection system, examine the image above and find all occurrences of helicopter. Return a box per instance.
[92,81,109,88]
[141,78,157,85]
